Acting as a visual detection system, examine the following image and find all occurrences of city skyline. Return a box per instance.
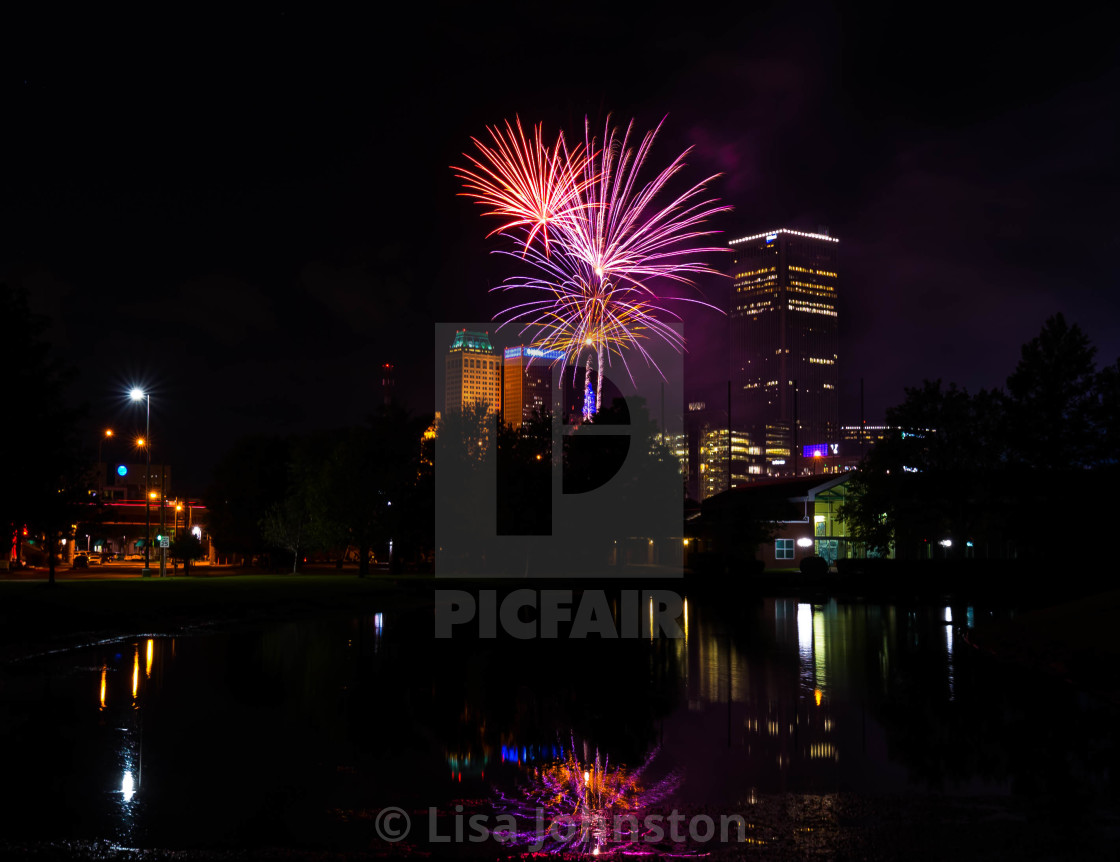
[4,6,1118,493]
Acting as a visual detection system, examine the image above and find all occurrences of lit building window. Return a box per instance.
[775,539,794,560]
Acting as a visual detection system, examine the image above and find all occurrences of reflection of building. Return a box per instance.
[501,346,561,428]
[729,229,839,473]
[445,330,501,414]
[669,597,840,786]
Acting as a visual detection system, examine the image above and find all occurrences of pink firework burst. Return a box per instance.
[453,117,595,255]
[457,115,729,415]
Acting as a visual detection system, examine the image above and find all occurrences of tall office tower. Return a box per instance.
[445,330,501,414]
[502,346,562,428]
[729,228,839,474]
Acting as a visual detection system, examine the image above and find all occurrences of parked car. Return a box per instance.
[72,554,90,569]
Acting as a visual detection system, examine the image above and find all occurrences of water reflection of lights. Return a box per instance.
[944,606,955,701]
[131,645,139,702]
[808,743,837,760]
[493,740,680,856]
[499,742,563,765]
[797,603,829,696]
[100,665,107,710]
[813,607,828,693]
[121,770,135,802]
[145,639,153,678]
[797,603,813,671]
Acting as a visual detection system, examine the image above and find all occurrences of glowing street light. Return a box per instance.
[130,388,152,577]
[97,429,114,498]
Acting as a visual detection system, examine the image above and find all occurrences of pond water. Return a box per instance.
[0,594,1115,856]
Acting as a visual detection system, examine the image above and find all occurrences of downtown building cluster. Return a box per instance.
[444,228,888,503]
[444,329,565,429]
[681,228,892,501]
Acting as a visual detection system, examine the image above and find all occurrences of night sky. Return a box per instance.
[5,4,1118,494]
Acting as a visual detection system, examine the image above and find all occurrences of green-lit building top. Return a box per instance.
[449,330,495,353]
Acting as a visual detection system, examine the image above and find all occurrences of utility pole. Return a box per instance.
[159,463,167,577]
[726,380,732,493]
[793,380,799,477]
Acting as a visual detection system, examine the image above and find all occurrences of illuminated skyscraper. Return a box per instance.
[501,346,562,429]
[729,228,839,473]
[445,330,501,414]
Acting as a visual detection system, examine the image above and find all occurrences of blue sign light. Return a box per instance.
[766,234,777,243]
[117,465,128,477]
[505,346,563,360]
[802,443,829,458]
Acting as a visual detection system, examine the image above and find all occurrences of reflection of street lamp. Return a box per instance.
[130,388,151,577]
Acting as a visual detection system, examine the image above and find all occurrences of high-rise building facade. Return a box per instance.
[729,228,840,474]
[502,346,562,428]
[445,330,501,414]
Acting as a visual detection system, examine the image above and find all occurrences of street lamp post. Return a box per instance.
[130,389,152,578]
[158,463,167,578]
[97,429,113,500]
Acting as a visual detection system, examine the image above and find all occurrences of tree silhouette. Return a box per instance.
[1006,313,1097,472]
[0,283,86,583]
[840,314,1119,564]
[205,434,293,564]
[312,407,431,575]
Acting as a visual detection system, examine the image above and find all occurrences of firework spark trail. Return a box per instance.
[493,247,718,407]
[453,117,594,255]
[561,117,730,293]
[457,114,729,416]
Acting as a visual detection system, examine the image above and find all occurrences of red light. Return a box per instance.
[21,526,28,536]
